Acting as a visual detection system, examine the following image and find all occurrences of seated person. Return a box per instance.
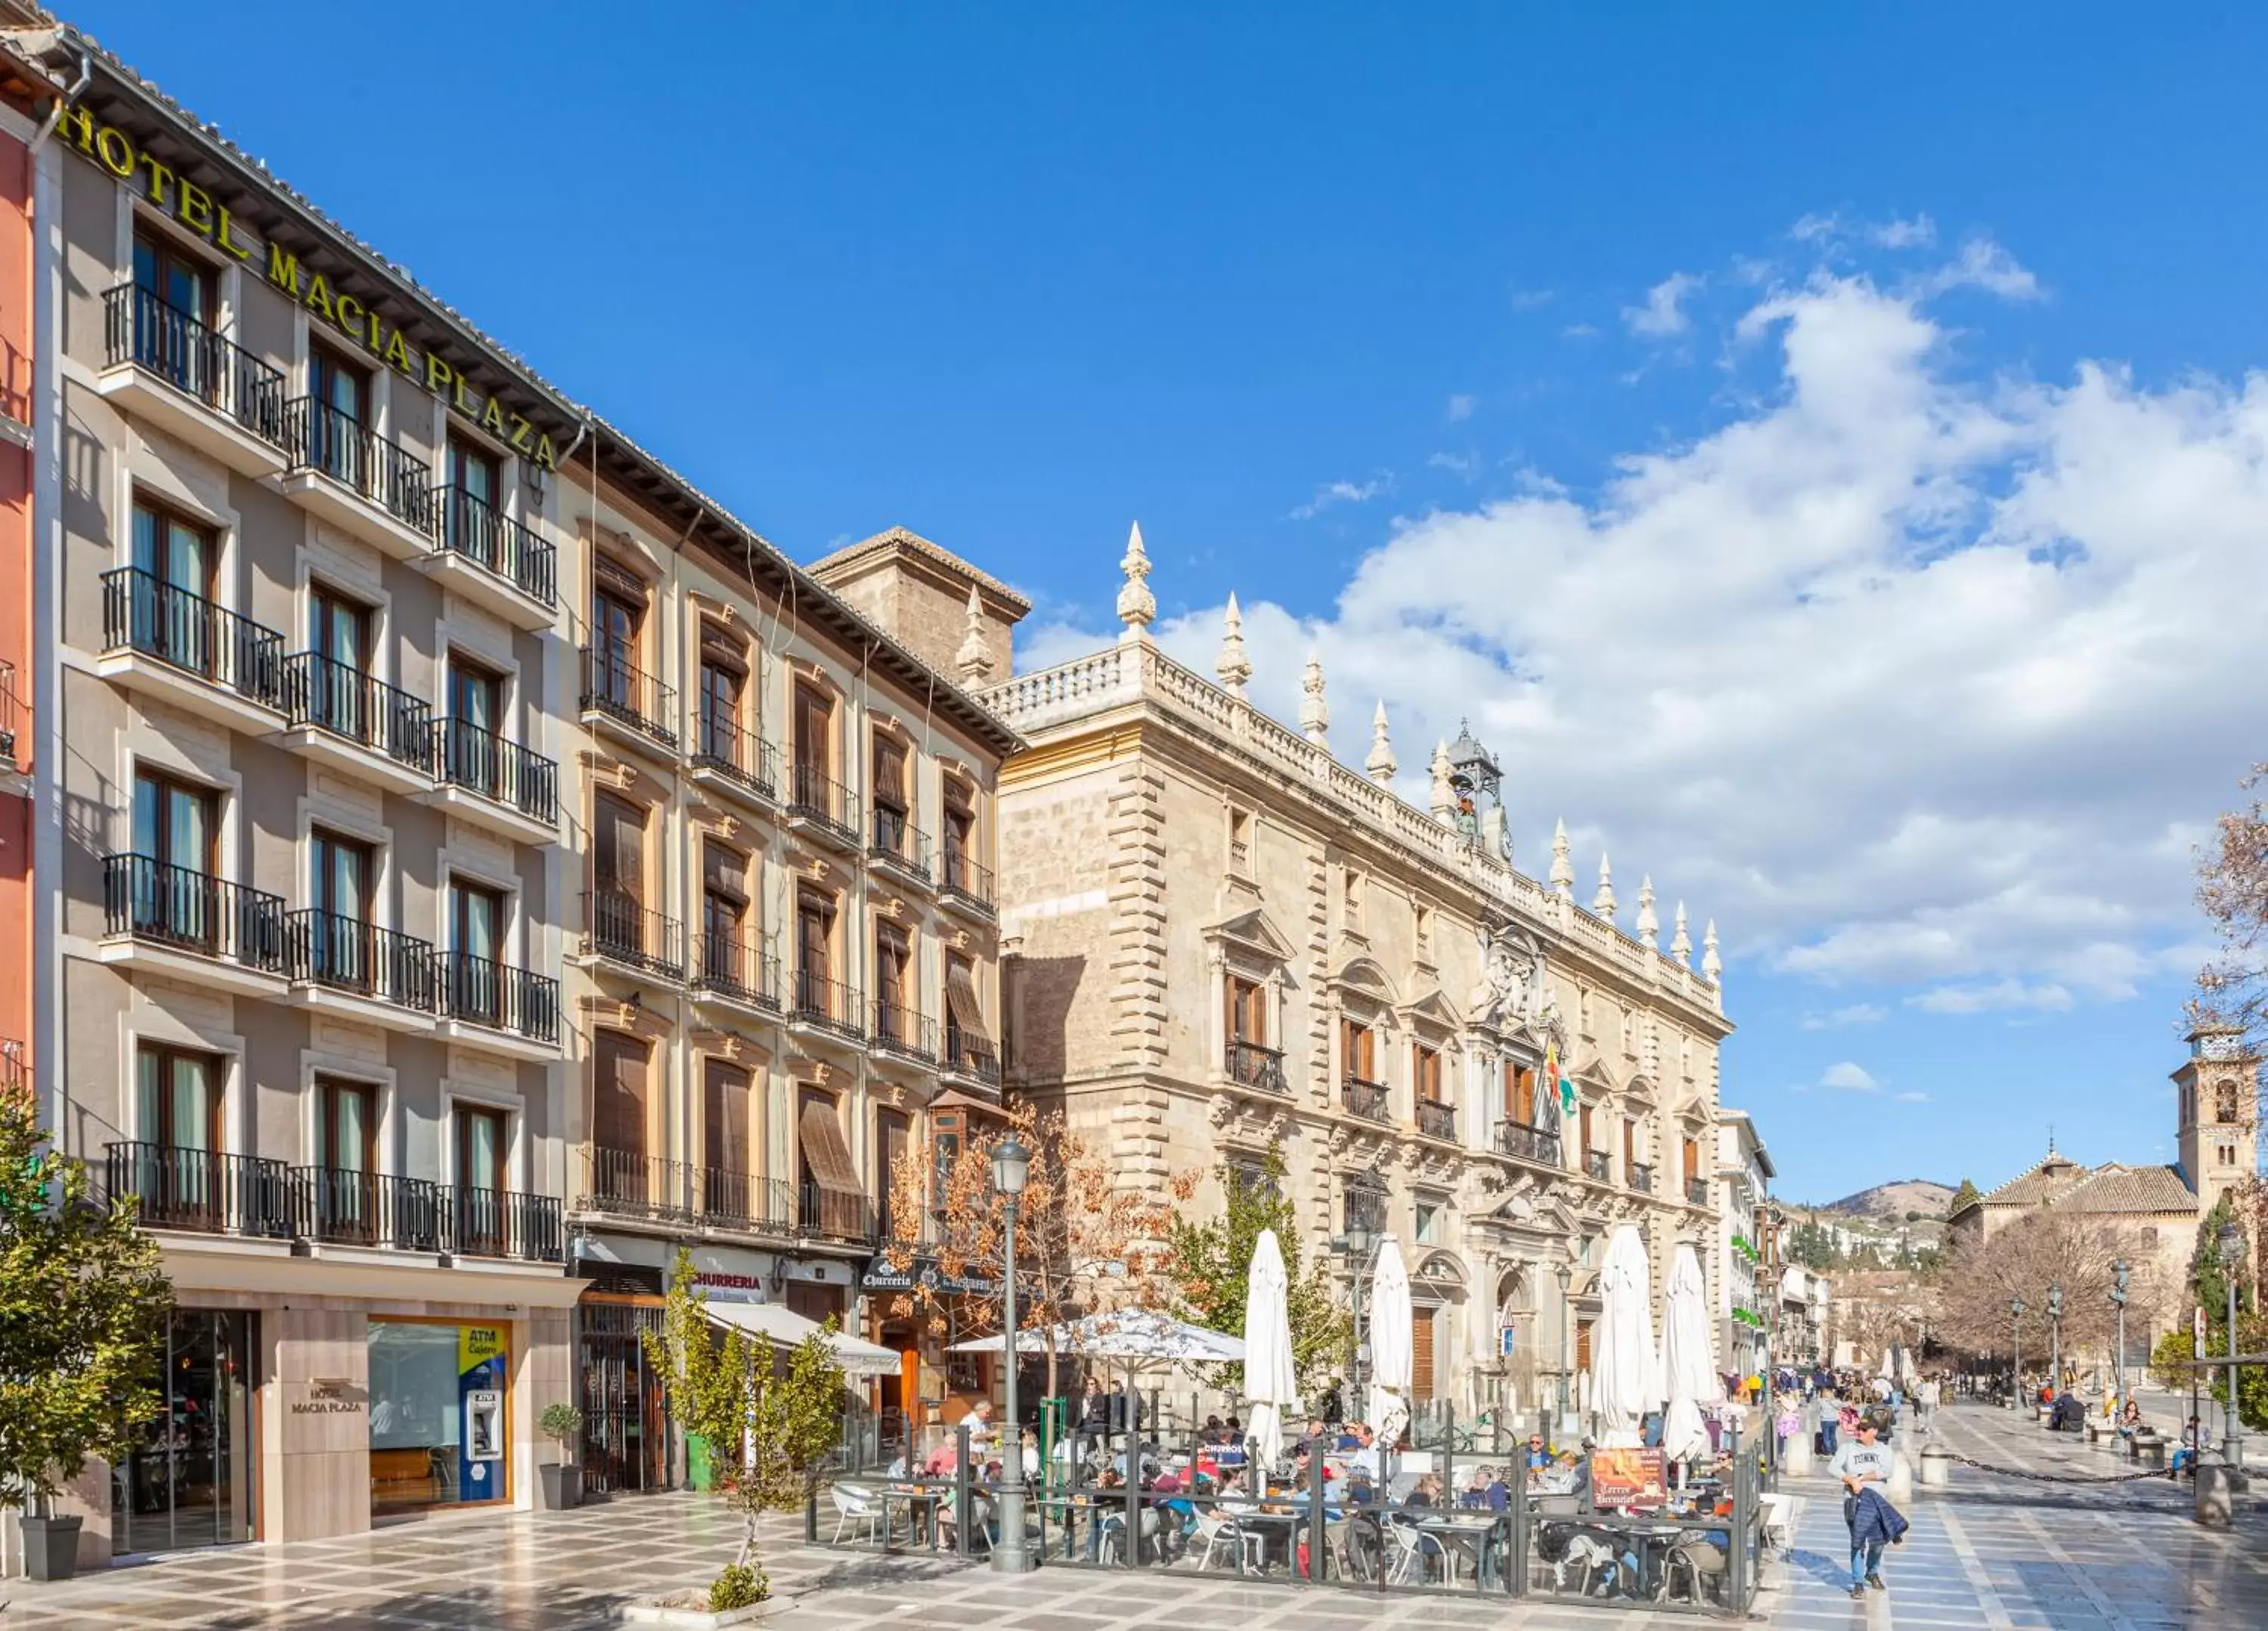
[1293,1416,1329,1458]
[1392,1474,1449,1575]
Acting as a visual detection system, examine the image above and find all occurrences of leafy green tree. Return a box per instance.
[643,1251,846,1609]
[1167,1144,1348,1394]
[1948,1179,1983,1215]
[2149,1315,2268,1430]
[0,1079,171,1517]
[2188,1193,2254,1320]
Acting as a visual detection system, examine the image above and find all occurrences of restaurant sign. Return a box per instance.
[57,104,561,469]
[1588,1447,1668,1507]
[861,1256,996,1296]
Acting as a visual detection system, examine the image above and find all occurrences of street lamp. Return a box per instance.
[990,1134,1033,1574]
[2110,1260,2130,1420]
[2047,1283,2064,1397]
[1556,1261,1576,1427]
[1331,1220,1378,1419]
[2010,1298,2026,1408]
[2218,1219,2245,1469]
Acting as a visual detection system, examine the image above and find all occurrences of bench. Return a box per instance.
[371,1447,448,1507]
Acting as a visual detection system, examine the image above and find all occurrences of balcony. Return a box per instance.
[581,890,685,984]
[424,719,559,844]
[0,661,23,797]
[105,1143,293,1238]
[800,1181,878,1249]
[868,806,932,887]
[785,762,860,850]
[788,969,865,1043]
[1585,1149,1613,1182]
[438,951,562,1059]
[870,999,938,1066]
[98,284,288,477]
[940,846,996,921]
[580,645,679,757]
[279,396,438,561]
[1342,1075,1389,1122]
[101,853,287,995]
[690,932,780,1015]
[1686,1176,1711,1207]
[275,653,434,794]
[1415,1098,1457,1141]
[1225,1038,1287,1095]
[575,1146,691,1222]
[98,568,285,733]
[689,712,779,810]
[696,1168,795,1236]
[283,911,439,1031]
[943,1028,1002,1094]
[423,486,557,630]
[1494,1121,1561,1167]
[457,1185,565,1262]
[1629,1162,1655,1195]
[1343,1188,1390,1240]
[293,1167,453,1253]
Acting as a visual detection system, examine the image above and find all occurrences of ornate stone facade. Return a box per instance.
[985,534,1734,1419]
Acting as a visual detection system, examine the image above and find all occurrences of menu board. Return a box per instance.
[1590,1447,1668,1506]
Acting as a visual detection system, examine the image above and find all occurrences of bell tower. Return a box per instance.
[2174,1024,2260,1217]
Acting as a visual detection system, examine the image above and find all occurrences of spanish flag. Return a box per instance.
[1547,1041,1572,1119]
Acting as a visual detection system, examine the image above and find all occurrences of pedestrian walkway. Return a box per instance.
[5,1402,2264,1629]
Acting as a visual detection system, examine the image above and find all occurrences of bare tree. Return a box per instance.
[2194,769,2268,1122]
[1933,1211,2164,1360]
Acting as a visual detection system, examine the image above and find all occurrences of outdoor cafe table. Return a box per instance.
[880,1484,947,1549]
[1563,1515,1713,1602]
[1414,1511,1508,1587]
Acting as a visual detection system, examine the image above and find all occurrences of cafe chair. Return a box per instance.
[830,1484,883,1546]
[1192,1507,1262,1573]
[1387,1518,1451,1585]
[1665,1537,1729,1607]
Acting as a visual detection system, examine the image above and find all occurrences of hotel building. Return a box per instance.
[0,18,1014,1564]
[987,532,1735,1420]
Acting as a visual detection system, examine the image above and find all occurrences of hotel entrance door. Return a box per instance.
[113,1310,256,1554]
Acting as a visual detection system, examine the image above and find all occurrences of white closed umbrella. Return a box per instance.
[1590,1224,1658,1449]
[1367,1235,1413,1445]
[1242,1228,1303,1469]
[1662,1243,1721,1466]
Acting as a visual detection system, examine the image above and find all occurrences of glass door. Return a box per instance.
[457,1108,507,1256]
[113,1310,256,1555]
[311,830,373,991]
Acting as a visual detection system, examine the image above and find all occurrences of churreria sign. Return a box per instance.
[58,104,562,470]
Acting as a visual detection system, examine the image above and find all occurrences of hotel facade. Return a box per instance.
[1,18,1013,1568]
[986,534,1736,1422]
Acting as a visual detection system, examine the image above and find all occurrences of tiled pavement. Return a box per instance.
[5,1401,2266,1629]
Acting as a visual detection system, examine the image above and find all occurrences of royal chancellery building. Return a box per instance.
[1,14,1015,1566]
[987,531,1735,1422]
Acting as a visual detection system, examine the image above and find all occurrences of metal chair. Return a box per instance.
[830,1483,882,1545]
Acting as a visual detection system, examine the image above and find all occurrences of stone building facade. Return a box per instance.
[1715,1106,1774,1380]
[986,529,1734,1419]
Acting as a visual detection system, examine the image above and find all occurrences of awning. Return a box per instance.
[703,1300,902,1377]
[798,1097,863,1199]
[945,962,993,1053]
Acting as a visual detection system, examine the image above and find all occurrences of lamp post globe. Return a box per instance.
[990,1134,1035,1572]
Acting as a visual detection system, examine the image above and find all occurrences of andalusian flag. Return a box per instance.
[1547,1041,1572,1119]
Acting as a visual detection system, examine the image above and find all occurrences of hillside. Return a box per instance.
[1823,1179,1956,1221]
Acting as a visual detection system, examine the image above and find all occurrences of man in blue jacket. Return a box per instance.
[1828,1410,1903,1598]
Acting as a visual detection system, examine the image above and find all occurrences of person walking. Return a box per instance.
[1830,1410,1902,1598]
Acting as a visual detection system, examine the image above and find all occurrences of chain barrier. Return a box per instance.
[1932,1448,2179,1486]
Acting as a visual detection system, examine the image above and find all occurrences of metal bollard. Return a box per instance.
[1919,1447,1951,1489]
[2196,1461,2237,1529]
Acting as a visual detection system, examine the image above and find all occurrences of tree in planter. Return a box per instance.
[0,1078,171,1548]
[881,1103,1195,1404]
[1165,1144,1349,1394]
[642,1251,844,1611]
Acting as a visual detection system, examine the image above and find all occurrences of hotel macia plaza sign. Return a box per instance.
[60,103,564,470]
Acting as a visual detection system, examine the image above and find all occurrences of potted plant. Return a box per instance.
[0,1077,172,1580]
[538,1403,585,1510]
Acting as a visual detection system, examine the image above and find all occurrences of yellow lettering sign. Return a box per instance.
[136,152,172,211]
[216,206,254,262]
[178,181,214,237]
[424,354,453,395]
[267,243,302,297]
[303,271,334,324]
[479,395,507,436]
[383,327,411,375]
[93,125,134,178]
[335,292,364,341]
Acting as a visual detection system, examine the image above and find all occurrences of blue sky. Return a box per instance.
[74,2,2268,1199]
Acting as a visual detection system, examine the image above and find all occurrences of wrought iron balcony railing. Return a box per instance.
[280,652,432,772]
[103,283,287,447]
[1342,1075,1390,1122]
[284,911,438,1013]
[578,1146,691,1218]
[869,806,931,882]
[692,710,778,800]
[1225,1038,1287,1094]
[691,933,779,1010]
[103,853,287,973]
[101,567,286,709]
[786,761,860,843]
[580,644,679,750]
[943,1028,1002,1088]
[104,1142,292,1237]
[582,890,685,981]
[457,1184,564,1261]
[1629,1162,1655,1195]
[432,718,559,825]
[1585,1149,1613,1181]
[1494,1120,1561,1167]
[940,846,995,915]
[698,1168,796,1236]
[1687,1175,1711,1206]
[292,1166,452,1252]
[799,1181,878,1247]
[438,951,560,1044]
[1415,1098,1457,1140]
[789,969,865,1040]
[435,484,556,608]
[871,1000,937,1063]
[282,396,435,536]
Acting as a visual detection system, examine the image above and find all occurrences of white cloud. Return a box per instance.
[1873,215,1937,249]
[1289,475,1393,521]
[1623,271,1702,338]
[1019,245,2268,1014]
[1801,1004,1889,1030]
[1919,237,2041,301]
[1510,287,1558,311]
[1895,1091,1932,1103]
[1427,451,1481,481]
[1562,323,1600,340]
[1907,979,2074,1014]
[1445,393,1476,423]
[1820,1061,1883,1093]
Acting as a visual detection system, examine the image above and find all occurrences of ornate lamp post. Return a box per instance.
[1556,1260,1576,1424]
[2047,1283,2064,1396]
[1331,1220,1378,1419]
[2009,1297,2026,1408]
[2218,1219,2245,1469]
[2110,1260,2130,1418]
[990,1134,1034,1574]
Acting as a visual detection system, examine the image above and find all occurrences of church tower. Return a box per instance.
[2174,1024,2260,1218]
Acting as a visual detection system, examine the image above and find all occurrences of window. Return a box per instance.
[591,1030,651,1173]
[448,437,499,509]
[130,500,218,673]
[702,1060,751,1178]
[944,953,994,1073]
[1505,1058,1536,1124]
[129,233,215,397]
[1683,1135,1701,1184]
[317,1076,376,1175]
[1343,868,1365,924]
[457,1105,509,1227]
[127,770,218,947]
[308,829,375,989]
[943,778,975,882]
[699,642,744,763]
[589,580,643,710]
[306,346,370,488]
[872,733,909,822]
[1623,1117,1638,1171]
[794,684,832,775]
[593,792,645,905]
[702,843,747,959]
[448,879,507,1023]
[875,922,910,1037]
[306,582,373,737]
[138,1042,221,1155]
[1343,1180,1388,1236]
[1228,807,1252,871]
[1414,1200,1440,1245]
[1414,1043,1442,1103]
[795,888,836,1010]
[133,232,213,324]
[1225,975,1267,1045]
[876,1107,911,1241]
[1414,904,1434,958]
[1343,1019,1378,1083]
[1579,1100,1595,1156]
[2218,1082,2241,1124]
[133,768,215,876]
[448,655,503,736]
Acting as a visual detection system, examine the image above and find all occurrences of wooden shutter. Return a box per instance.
[1580,1103,1594,1156]
[593,1032,649,1155]
[946,959,993,1051]
[1411,1311,1436,1401]
[1576,1320,1593,1372]
[1510,1061,1535,1124]
[797,891,832,983]
[1624,1119,1637,1168]
[595,793,644,902]
[876,924,908,1009]
[797,1094,862,1199]
[872,735,908,810]
[795,685,831,772]
[1684,1137,1699,1183]
[703,1060,750,1173]
[703,841,747,902]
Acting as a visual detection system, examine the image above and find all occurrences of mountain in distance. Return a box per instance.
[1820,1179,1957,1221]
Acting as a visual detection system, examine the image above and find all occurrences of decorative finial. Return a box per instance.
[1366,698,1397,785]
[1702,918,1721,983]
[1593,853,1618,919]
[1550,818,1574,897]
[1215,592,1252,696]
[1300,650,1330,747]
[2048,1125,2056,1156]
[1429,741,1455,819]
[954,583,994,684]
[1116,521,1155,642]
[1636,875,1657,947]
[1671,902,1690,964]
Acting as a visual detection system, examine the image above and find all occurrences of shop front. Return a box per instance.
[367,1320,513,1516]
[113,1309,257,1555]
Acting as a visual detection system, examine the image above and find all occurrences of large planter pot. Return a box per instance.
[538,1462,583,1511]
[21,1514,85,1582]
[624,1592,798,1628]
